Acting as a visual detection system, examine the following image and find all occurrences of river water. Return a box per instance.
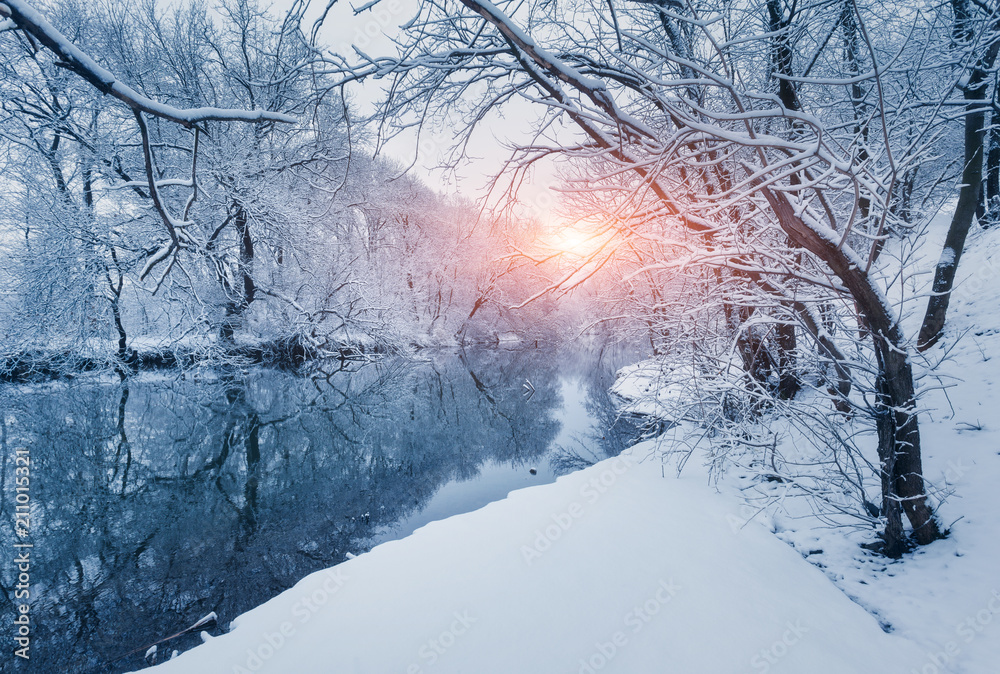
[0,345,647,673]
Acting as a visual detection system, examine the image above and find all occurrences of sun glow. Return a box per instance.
[541,223,605,258]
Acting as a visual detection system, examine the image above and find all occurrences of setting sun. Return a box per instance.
[541,223,607,258]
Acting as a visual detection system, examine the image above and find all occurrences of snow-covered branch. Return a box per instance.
[2,0,297,128]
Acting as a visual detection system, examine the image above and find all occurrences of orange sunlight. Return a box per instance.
[540,222,606,258]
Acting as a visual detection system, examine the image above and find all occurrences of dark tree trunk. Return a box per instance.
[775,319,800,399]
[113,383,132,493]
[767,0,800,115]
[765,0,803,399]
[894,158,917,225]
[239,208,256,306]
[455,293,489,343]
[981,95,1000,227]
[762,187,941,556]
[872,377,905,557]
[917,90,988,350]
[789,298,852,412]
[654,0,697,100]
[918,5,1000,350]
[220,206,256,343]
[108,248,129,378]
[873,339,939,553]
[840,0,871,221]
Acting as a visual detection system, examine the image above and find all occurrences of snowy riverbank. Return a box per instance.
[141,442,932,673]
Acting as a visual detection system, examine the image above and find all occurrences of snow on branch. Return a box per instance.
[457,0,659,143]
[1,0,297,128]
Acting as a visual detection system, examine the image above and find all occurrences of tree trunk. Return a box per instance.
[108,249,129,378]
[765,0,803,400]
[775,315,800,400]
[839,0,872,222]
[789,298,852,412]
[220,205,256,343]
[762,187,941,555]
[981,95,1000,227]
[916,87,987,350]
[455,293,488,342]
[917,6,1000,350]
[874,339,939,553]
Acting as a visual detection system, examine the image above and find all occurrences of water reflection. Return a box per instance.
[0,345,643,673]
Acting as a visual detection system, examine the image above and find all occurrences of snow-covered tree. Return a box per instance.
[330,0,956,554]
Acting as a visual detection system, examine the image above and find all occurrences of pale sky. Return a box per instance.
[299,0,565,223]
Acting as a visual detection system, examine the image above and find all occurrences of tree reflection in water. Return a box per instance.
[0,345,643,673]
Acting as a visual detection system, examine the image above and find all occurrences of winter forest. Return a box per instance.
[1,0,999,671]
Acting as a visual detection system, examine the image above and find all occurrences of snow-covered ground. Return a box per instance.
[141,212,1000,674]
[609,210,1000,674]
[789,214,1000,674]
[761,210,1000,674]
[143,444,927,673]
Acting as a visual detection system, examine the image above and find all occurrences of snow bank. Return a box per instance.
[143,446,925,674]
[611,360,701,421]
